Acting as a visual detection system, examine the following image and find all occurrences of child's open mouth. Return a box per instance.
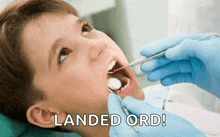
[107,60,135,95]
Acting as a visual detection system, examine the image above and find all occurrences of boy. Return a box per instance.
[0,0,144,136]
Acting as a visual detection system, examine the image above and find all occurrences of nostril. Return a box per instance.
[89,47,103,61]
[98,50,103,56]
[98,45,108,56]
[89,44,108,61]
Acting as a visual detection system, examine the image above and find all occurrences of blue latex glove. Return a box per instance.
[108,93,205,137]
[140,33,220,98]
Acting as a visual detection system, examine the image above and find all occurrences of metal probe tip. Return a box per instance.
[117,95,140,134]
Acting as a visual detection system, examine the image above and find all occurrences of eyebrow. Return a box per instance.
[76,18,87,25]
[48,18,87,68]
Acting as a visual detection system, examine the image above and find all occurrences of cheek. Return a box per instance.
[52,86,109,115]
[42,69,109,113]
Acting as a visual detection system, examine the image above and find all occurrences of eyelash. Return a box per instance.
[82,22,93,33]
[58,48,72,64]
[58,22,93,64]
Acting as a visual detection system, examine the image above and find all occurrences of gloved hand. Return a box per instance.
[108,93,205,137]
[140,33,220,98]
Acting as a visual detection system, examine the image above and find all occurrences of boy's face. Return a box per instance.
[22,13,144,128]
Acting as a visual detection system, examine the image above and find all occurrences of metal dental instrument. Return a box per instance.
[117,95,140,134]
[108,33,220,74]
[108,50,166,74]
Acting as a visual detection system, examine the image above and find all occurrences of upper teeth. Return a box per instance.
[108,60,116,71]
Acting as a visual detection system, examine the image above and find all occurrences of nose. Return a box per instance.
[88,41,108,61]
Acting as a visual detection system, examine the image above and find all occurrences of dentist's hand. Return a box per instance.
[108,93,205,137]
[140,33,220,97]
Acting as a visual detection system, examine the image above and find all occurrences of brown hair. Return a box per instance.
[0,0,78,123]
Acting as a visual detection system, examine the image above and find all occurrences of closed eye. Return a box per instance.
[58,48,72,64]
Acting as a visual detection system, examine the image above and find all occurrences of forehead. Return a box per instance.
[21,13,78,71]
[23,13,78,38]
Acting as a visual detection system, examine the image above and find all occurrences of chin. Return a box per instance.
[107,60,145,100]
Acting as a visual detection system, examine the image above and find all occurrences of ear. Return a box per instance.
[26,102,67,128]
